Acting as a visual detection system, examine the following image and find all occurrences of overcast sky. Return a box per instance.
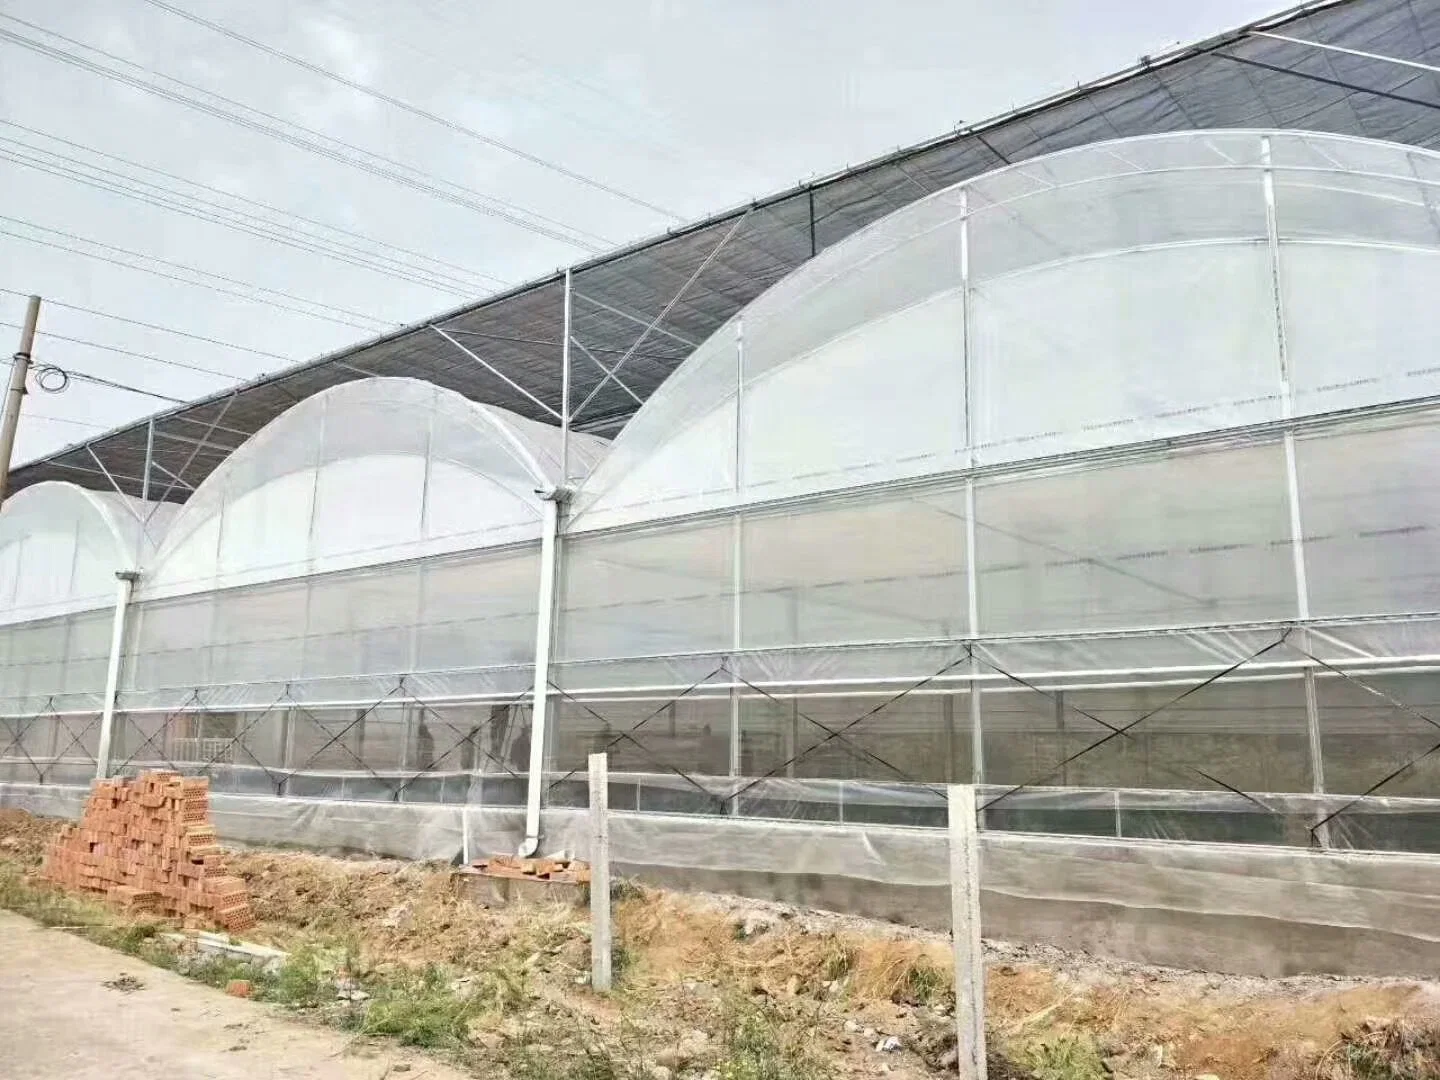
[0,0,1281,466]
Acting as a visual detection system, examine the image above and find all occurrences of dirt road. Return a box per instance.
[0,910,474,1079]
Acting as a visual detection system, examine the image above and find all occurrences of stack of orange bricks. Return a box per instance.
[40,770,256,933]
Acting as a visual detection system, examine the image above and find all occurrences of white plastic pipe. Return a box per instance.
[94,570,138,779]
[520,491,564,856]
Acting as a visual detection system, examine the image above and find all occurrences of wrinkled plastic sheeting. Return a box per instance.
[208,793,520,862]
[540,805,1440,947]
[0,781,526,863]
[0,782,85,819]
[8,782,1440,967]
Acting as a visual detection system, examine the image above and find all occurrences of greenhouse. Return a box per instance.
[6,129,1440,867]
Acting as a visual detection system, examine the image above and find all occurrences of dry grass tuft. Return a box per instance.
[614,888,949,1006]
[230,848,591,975]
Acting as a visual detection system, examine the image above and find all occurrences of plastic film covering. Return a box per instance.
[122,543,541,710]
[7,779,1440,976]
[6,771,1440,972]
[0,482,159,767]
[541,608,1440,850]
[2,777,1438,900]
[143,378,606,599]
[571,131,1440,531]
[102,696,532,807]
[0,481,161,625]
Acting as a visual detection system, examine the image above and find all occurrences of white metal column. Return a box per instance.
[728,320,744,803]
[560,268,573,484]
[959,189,985,787]
[1262,135,1328,833]
[94,570,138,779]
[521,490,566,856]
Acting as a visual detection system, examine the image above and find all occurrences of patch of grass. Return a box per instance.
[350,966,482,1049]
[189,954,275,993]
[114,921,162,955]
[466,952,532,1014]
[1334,1021,1440,1080]
[901,958,948,1006]
[507,1021,654,1080]
[269,947,330,1008]
[1016,1032,1108,1080]
[610,941,636,984]
[510,1042,645,1080]
[1348,1044,1412,1080]
[0,864,110,929]
[716,997,824,1080]
[610,878,645,903]
[819,941,856,983]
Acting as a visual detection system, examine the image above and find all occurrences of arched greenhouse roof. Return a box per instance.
[572,130,1440,531]
[0,481,168,624]
[143,377,607,598]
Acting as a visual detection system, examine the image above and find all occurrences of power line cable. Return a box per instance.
[0,319,245,380]
[0,16,614,251]
[0,286,291,361]
[30,361,192,404]
[0,118,509,290]
[0,216,394,332]
[23,412,108,429]
[136,0,682,221]
[0,222,383,333]
[0,143,483,296]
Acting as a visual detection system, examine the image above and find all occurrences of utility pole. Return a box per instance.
[0,295,41,507]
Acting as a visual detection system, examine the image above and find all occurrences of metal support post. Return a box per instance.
[729,512,743,793]
[276,706,293,796]
[787,699,799,780]
[95,570,139,779]
[728,319,744,809]
[561,268,572,483]
[136,418,156,556]
[0,295,41,507]
[1054,691,1067,786]
[588,751,612,992]
[948,784,986,1079]
[141,419,154,503]
[966,485,984,790]
[280,705,297,797]
[959,191,985,799]
[1263,134,1330,845]
[521,489,567,856]
[943,693,957,783]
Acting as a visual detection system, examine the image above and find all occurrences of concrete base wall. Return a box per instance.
[609,860,1440,979]
[6,782,1440,979]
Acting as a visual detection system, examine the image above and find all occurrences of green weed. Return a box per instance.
[901,960,948,1006]
[269,947,330,1008]
[509,1043,642,1080]
[820,942,857,983]
[1016,1032,1108,1080]
[351,966,482,1049]
[716,997,824,1080]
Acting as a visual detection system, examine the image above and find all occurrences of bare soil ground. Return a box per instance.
[3,808,1438,1080]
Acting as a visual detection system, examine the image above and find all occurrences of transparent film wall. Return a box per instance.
[10,134,1440,852]
[144,376,606,598]
[552,131,1440,849]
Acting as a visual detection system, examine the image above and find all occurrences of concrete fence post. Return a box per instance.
[948,783,986,1078]
[589,751,612,992]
